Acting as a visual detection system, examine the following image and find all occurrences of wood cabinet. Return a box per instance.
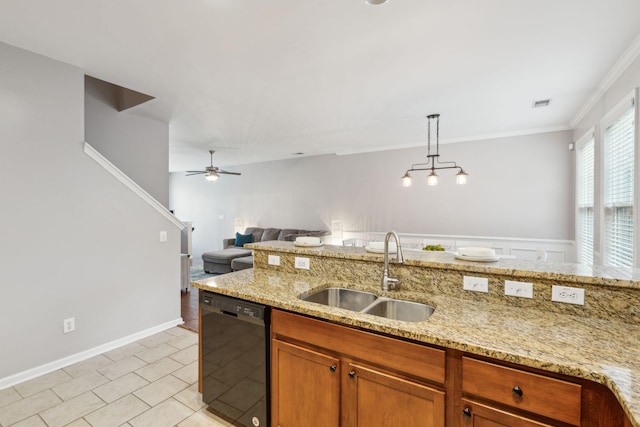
[462,357,581,426]
[458,356,632,427]
[269,309,634,427]
[342,360,445,427]
[271,309,446,427]
[460,398,556,427]
[272,340,340,427]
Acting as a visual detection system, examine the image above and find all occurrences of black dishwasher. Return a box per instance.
[200,291,270,427]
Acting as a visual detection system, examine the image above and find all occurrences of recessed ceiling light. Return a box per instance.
[532,99,551,108]
[365,0,389,5]
[292,152,304,156]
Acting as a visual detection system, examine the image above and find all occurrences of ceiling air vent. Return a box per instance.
[532,99,551,108]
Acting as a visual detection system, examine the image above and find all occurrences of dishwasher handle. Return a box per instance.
[221,310,238,318]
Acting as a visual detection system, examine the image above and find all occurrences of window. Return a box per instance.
[576,132,594,265]
[602,98,636,267]
[576,90,638,267]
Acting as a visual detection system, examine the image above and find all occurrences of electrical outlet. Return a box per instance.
[463,276,489,293]
[268,255,281,266]
[552,285,585,305]
[504,280,533,298]
[295,257,310,270]
[63,317,75,334]
[159,231,167,242]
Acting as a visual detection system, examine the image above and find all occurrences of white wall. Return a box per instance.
[0,42,181,380]
[85,76,170,207]
[170,130,573,260]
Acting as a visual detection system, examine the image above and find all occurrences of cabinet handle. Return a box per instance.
[329,364,337,372]
[462,407,472,418]
[512,385,523,397]
[348,370,356,378]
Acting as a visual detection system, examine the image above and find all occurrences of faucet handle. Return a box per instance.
[384,277,401,290]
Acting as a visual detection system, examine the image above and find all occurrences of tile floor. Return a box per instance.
[0,327,231,427]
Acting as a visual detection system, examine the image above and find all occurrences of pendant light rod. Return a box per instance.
[401,114,468,187]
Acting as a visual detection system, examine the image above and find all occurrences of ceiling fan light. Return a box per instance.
[401,172,412,187]
[427,171,438,186]
[456,170,469,185]
[205,171,219,182]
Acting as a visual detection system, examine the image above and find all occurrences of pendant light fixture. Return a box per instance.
[401,114,468,187]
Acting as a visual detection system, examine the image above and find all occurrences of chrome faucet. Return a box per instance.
[381,231,405,291]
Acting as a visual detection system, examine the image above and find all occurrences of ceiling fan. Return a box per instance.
[186,150,241,181]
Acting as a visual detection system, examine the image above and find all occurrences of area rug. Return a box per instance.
[189,264,217,282]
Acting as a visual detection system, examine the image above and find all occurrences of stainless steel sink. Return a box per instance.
[363,299,435,322]
[301,287,379,311]
[300,287,435,322]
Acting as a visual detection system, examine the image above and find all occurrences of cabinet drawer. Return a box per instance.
[462,357,581,426]
[272,309,445,384]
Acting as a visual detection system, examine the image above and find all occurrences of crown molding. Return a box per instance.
[570,32,640,128]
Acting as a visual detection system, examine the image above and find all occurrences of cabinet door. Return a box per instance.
[271,339,340,427]
[342,361,445,427]
[461,399,557,427]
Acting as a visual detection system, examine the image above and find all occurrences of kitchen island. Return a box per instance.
[193,241,640,426]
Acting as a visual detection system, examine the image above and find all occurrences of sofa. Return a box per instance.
[202,227,330,274]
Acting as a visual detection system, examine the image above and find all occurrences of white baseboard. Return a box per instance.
[0,318,184,390]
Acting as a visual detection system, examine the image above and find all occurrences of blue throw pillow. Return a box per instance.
[235,232,253,247]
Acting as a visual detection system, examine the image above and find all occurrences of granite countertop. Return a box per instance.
[246,241,640,289]
[193,266,640,427]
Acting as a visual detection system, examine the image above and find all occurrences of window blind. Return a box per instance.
[603,103,635,267]
[576,136,594,265]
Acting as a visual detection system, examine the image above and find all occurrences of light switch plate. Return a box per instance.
[504,280,533,298]
[552,285,585,305]
[159,231,167,242]
[463,276,489,293]
[295,257,310,270]
[268,255,281,266]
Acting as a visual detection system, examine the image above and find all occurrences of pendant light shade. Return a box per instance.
[455,170,469,185]
[427,171,439,186]
[401,172,412,187]
[401,114,468,187]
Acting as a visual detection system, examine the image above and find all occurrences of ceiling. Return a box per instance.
[1,0,639,171]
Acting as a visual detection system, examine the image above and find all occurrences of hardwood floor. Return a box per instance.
[180,288,199,333]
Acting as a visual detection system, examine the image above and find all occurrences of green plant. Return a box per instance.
[423,244,445,251]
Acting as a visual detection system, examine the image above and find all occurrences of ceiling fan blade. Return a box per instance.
[218,170,241,176]
[185,171,206,176]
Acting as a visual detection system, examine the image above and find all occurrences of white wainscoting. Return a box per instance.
[341,231,576,263]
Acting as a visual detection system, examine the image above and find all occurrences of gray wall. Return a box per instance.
[85,76,170,207]
[0,42,181,380]
[170,131,573,260]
